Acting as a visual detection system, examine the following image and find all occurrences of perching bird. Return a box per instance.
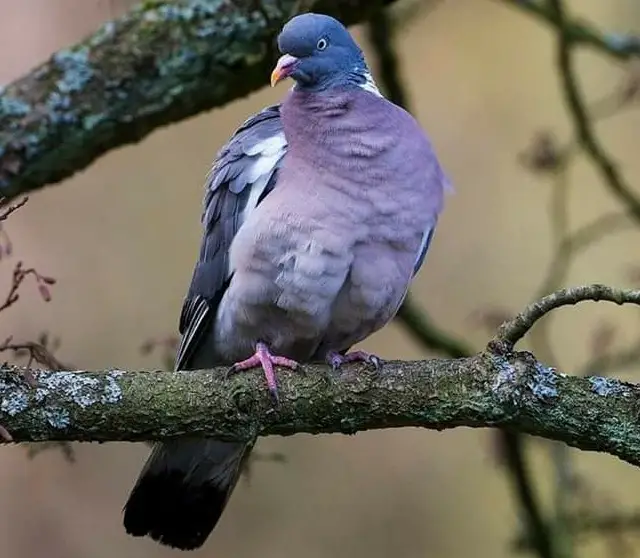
[123,12,449,551]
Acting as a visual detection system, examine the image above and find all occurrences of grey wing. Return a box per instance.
[412,162,451,276]
[412,218,437,276]
[174,104,287,371]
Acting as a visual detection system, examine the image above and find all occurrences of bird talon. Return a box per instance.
[328,354,342,373]
[270,356,300,370]
[325,350,383,373]
[228,342,301,403]
[225,355,260,379]
[268,386,280,405]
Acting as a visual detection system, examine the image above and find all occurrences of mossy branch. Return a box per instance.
[0,349,638,468]
[0,284,639,473]
[0,0,395,200]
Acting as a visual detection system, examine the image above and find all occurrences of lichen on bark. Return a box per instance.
[1,353,640,470]
[0,0,396,200]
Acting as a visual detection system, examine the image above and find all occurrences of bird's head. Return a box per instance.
[271,13,373,93]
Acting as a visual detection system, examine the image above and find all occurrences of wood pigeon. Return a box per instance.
[123,12,449,551]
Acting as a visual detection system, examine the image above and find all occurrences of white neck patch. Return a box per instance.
[289,69,383,97]
[359,70,383,97]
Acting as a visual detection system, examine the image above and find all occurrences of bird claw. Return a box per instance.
[227,342,300,404]
[325,350,383,374]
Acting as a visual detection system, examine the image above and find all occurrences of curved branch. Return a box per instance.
[0,0,396,200]
[491,284,640,351]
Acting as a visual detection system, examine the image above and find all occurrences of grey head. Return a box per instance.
[270,13,374,93]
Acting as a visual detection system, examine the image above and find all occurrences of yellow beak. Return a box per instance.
[271,54,299,87]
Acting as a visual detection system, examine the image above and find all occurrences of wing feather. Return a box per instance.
[412,220,437,277]
[412,161,451,277]
[174,105,287,370]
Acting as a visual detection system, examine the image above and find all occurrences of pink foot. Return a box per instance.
[325,350,383,372]
[228,342,300,403]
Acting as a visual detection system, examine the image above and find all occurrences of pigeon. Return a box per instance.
[123,12,449,551]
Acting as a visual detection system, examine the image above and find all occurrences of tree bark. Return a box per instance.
[0,0,395,200]
[2,351,639,469]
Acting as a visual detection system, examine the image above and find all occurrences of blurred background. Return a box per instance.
[0,0,639,556]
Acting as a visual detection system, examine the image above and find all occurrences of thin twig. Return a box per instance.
[0,197,28,221]
[492,285,640,351]
[0,261,55,313]
[502,0,640,61]
[548,0,640,224]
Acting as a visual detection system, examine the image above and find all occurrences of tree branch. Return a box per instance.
[0,285,638,472]
[492,284,640,351]
[2,344,640,471]
[545,0,640,228]
[502,0,640,61]
[0,0,396,201]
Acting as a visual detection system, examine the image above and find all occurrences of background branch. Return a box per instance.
[503,0,640,61]
[547,0,640,227]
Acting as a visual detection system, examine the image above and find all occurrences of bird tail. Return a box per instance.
[123,438,251,550]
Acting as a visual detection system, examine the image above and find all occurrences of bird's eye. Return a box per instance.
[316,38,328,51]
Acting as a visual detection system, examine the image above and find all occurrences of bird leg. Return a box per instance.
[227,341,300,403]
[325,350,383,373]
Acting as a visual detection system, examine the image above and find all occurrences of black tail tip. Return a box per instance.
[123,472,230,551]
